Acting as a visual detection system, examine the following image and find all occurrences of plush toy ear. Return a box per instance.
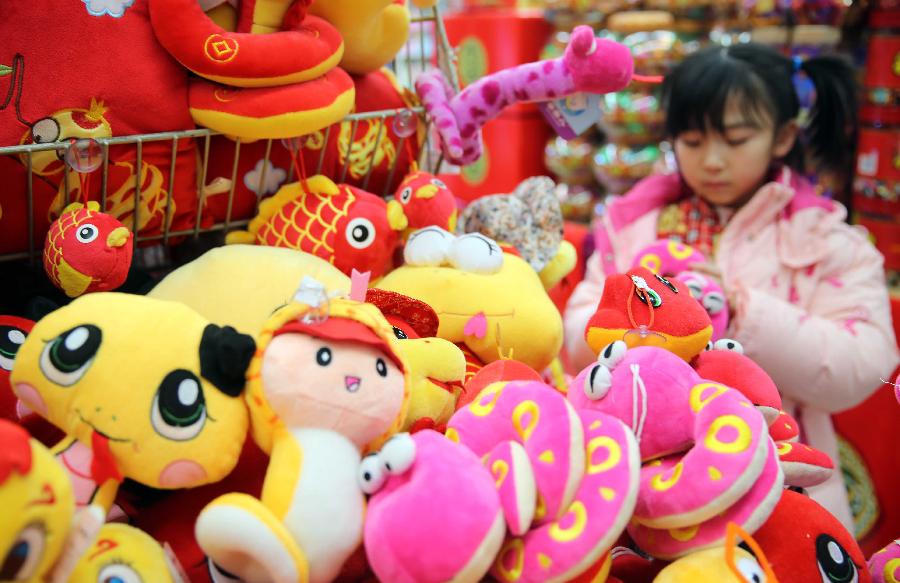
[199,325,256,397]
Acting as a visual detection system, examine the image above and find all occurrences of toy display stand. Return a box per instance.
[0,5,458,273]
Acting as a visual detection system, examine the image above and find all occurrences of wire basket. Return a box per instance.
[0,5,459,268]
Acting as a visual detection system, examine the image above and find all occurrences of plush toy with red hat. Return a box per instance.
[196,289,415,582]
[753,489,871,583]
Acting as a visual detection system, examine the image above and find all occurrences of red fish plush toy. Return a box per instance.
[226,175,404,278]
[43,202,133,298]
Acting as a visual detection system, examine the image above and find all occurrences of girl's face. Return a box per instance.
[673,97,796,208]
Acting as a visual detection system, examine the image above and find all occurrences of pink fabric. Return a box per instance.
[564,168,900,531]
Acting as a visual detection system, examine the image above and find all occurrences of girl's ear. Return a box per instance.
[773,120,799,158]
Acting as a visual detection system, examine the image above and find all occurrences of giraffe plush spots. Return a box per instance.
[416,25,636,165]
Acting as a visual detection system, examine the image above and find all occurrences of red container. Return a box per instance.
[438,108,551,202]
[854,213,900,270]
[864,34,900,90]
[444,9,552,95]
[856,125,900,183]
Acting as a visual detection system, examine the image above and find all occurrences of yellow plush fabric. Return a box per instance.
[392,334,465,431]
[149,245,350,337]
[653,546,772,583]
[10,293,254,492]
[377,252,563,373]
[308,0,410,74]
[0,420,75,583]
[70,523,179,583]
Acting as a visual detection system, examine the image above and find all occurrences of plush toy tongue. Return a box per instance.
[90,430,123,484]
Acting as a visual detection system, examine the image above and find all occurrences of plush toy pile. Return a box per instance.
[1,11,893,583]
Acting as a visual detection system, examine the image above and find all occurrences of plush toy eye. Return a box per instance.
[584,363,612,401]
[705,341,714,351]
[98,563,142,583]
[703,291,726,315]
[76,223,99,244]
[316,347,332,366]
[654,273,678,293]
[392,327,408,340]
[345,218,376,250]
[31,117,60,144]
[39,325,102,386]
[431,178,447,189]
[375,358,388,378]
[636,288,662,308]
[151,370,207,441]
[0,325,28,372]
[380,433,416,474]
[713,338,744,354]
[358,454,387,494]
[399,187,413,204]
[208,560,242,583]
[597,340,627,369]
[815,535,858,583]
[735,556,767,583]
[0,524,46,581]
[685,280,704,299]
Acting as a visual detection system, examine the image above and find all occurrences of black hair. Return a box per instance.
[661,42,858,175]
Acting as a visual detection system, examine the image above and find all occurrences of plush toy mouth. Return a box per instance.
[345,376,361,393]
[76,410,130,443]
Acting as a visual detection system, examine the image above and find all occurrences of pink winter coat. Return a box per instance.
[564,168,900,531]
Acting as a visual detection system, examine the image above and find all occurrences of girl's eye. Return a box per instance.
[727,137,750,146]
[679,138,702,148]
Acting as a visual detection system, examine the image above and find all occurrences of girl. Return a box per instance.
[564,43,899,530]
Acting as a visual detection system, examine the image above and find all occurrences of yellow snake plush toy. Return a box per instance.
[197,288,450,583]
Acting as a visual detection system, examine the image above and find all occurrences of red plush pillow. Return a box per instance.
[0,0,200,255]
[202,67,421,225]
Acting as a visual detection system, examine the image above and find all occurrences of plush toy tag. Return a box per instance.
[538,93,603,139]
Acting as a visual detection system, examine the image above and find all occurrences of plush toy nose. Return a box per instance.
[415,184,438,199]
[345,376,361,393]
[106,227,130,248]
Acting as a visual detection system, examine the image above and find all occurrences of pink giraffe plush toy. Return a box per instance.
[416,25,637,165]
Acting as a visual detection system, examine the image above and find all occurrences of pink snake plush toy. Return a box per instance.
[416,25,655,166]
[568,342,783,559]
[447,380,641,582]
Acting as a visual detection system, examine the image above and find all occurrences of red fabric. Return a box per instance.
[548,221,590,314]
[0,315,35,423]
[365,289,439,339]
[832,375,900,556]
[90,430,123,484]
[0,1,200,255]
[202,68,420,226]
[0,419,32,485]
[656,195,726,258]
[127,438,269,583]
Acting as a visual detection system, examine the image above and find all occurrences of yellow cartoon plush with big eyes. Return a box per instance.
[9,293,256,514]
[378,228,564,375]
[69,523,181,583]
[0,418,74,582]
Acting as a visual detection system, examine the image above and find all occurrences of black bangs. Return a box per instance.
[662,44,796,138]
